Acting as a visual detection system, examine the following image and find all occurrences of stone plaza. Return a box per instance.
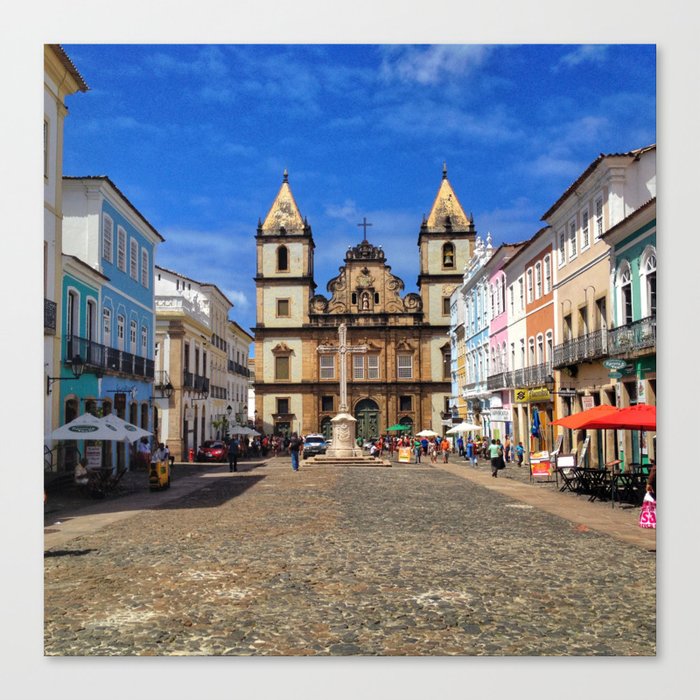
[44,456,655,656]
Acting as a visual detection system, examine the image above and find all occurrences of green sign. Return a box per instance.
[608,371,622,379]
[603,359,627,370]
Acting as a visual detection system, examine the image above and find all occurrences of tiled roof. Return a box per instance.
[64,175,165,242]
[48,44,89,92]
[541,144,656,221]
[602,197,656,240]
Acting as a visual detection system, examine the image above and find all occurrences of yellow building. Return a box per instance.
[254,167,476,439]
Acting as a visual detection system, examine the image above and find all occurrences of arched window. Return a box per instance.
[535,262,542,299]
[545,330,553,364]
[528,337,535,365]
[536,333,544,364]
[640,247,656,318]
[617,261,633,326]
[277,245,289,272]
[442,243,455,268]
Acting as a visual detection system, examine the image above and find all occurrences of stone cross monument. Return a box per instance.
[317,323,368,457]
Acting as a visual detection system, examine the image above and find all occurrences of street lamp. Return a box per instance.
[47,354,85,395]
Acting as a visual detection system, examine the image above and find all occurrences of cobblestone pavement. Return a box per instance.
[44,455,655,656]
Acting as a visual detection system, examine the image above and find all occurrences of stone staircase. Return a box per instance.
[302,454,392,468]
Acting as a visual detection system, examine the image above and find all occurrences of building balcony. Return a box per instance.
[553,329,608,368]
[607,315,656,356]
[183,371,209,397]
[227,360,250,377]
[487,372,511,391]
[512,361,553,388]
[67,336,154,380]
[44,298,57,334]
[210,385,228,400]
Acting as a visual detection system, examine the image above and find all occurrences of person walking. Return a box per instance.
[489,438,502,477]
[227,437,239,472]
[457,435,464,458]
[504,436,512,463]
[428,439,437,463]
[413,436,422,464]
[440,436,451,463]
[516,441,524,467]
[288,432,302,472]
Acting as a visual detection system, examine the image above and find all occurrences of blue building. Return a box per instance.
[60,176,164,470]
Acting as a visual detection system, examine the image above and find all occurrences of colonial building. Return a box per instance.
[154,266,249,460]
[547,145,656,467]
[44,45,87,464]
[61,176,164,470]
[254,167,476,439]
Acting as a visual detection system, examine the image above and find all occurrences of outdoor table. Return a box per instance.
[611,471,647,508]
[580,467,611,502]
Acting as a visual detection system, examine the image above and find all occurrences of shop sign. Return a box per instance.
[603,359,627,370]
[490,408,512,422]
[622,364,636,376]
[528,386,552,402]
[608,371,622,379]
[514,388,529,403]
[86,445,102,469]
[581,395,595,411]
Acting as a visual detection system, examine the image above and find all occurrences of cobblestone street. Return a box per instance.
[44,456,656,656]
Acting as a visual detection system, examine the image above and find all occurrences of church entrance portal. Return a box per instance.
[354,398,379,440]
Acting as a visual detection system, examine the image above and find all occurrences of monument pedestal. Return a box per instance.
[325,412,364,458]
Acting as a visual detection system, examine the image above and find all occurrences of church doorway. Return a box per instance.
[354,398,379,440]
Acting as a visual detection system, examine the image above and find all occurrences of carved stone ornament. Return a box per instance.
[310,295,329,313]
[403,293,423,312]
[356,267,375,289]
[271,342,294,356]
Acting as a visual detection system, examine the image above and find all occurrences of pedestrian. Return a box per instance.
[227,437,239,472]
[413,436,422,464]
[457,435,464,457]
[646,459,656,501]
[137,437,151,470]
[428,439,437,463]
[164,444,174,468]
[440,436,451,463]
[504,435,511,463]
[288,432,302,471]
[516,441,524,466]
[489,438,502,477]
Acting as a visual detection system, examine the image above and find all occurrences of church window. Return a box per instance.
[399,395,412,411]
[276,299,290,317]
[277,245,289,272]
[319,354,335,380]
[353,354,365,379]
[397,353,413,379]
[321,396,334,412]
[275,356,290,381]
[374,292,379,304]
[367,354,379,379]
[442,243,455,268]
[442,349,451,380]
[276,397,289,414]
[443,297,451,316]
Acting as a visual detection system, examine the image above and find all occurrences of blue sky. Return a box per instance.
[61,44,655,338]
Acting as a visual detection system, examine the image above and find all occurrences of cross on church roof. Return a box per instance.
[357,217,372,242]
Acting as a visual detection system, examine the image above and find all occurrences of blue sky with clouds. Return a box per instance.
[61,44,655,337]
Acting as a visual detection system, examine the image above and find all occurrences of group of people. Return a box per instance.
[134,437,172,470]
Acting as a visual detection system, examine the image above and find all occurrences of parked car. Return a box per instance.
[303,434,328,459]
[197,440,227,463]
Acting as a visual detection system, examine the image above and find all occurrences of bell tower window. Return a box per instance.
[442,242,455,268]
[277,245,289,272]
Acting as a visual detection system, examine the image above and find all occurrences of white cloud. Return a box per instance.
[380,45,493,86]
[556,45,609,70]
[223,289,250,309]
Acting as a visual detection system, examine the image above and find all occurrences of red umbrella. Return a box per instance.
[551,404,618,430]
[580,403,656,431]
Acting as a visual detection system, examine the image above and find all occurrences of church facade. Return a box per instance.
[254,167,476,440]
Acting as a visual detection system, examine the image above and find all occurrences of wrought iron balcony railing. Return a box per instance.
[487,372,511,391]
[44,298,57,333]
[553,329,608,368]
[66,336,154,380]
[607,315,656,356]
[183,371,209,395]
[512,361,553,388]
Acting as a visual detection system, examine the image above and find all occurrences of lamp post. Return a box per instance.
[47,354,85,395]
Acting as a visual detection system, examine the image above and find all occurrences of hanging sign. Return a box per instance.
[581,395,595,411]
[603,359,628,370]
[514,389,529,403]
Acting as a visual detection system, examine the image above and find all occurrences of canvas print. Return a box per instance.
[44,44,656,656]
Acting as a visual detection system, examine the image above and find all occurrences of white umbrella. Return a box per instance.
[229,425,249,435]
[416,429,439,438]
[446,422,483,435]
[47,413,124,441]
[101,414,153,443]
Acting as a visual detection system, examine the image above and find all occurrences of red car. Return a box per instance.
[196,440,227,463]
